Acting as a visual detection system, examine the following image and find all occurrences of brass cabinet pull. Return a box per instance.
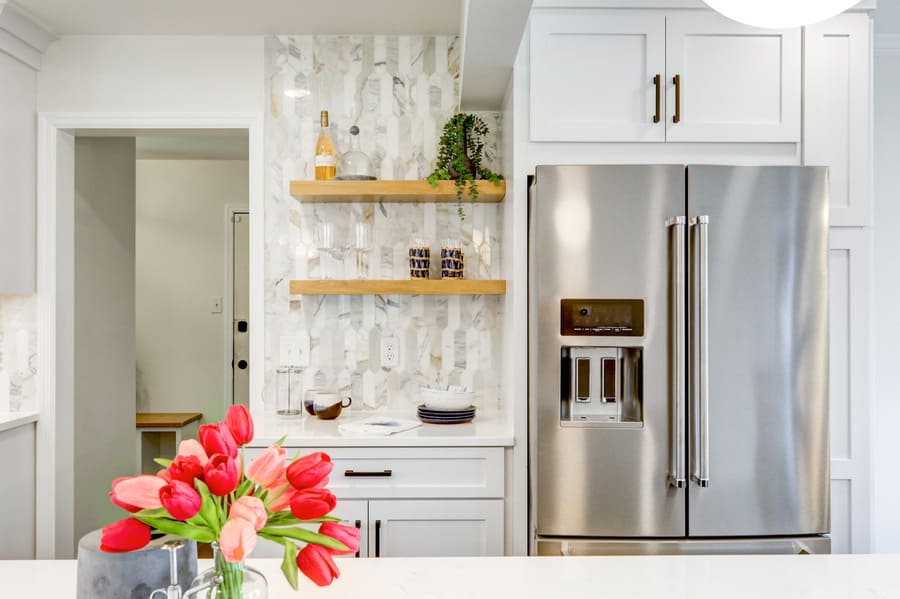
[673,74,682,124]
[653,74,661,123]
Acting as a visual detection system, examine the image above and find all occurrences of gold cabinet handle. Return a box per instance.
[673,74,682,124]
[653,74,661,123]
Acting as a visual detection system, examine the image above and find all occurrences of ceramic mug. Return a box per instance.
[313,392,352,420]
[303,387,325,416]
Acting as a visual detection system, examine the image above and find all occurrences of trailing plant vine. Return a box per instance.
[427,113,504,220]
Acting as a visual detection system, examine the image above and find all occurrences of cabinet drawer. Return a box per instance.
[247,446,504,499]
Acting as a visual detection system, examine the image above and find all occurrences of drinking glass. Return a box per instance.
[316,222,336,279]
[352,222,372,279]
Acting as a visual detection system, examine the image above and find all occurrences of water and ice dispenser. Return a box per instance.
[559,299,644,427]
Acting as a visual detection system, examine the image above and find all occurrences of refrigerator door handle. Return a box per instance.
[666,216,687,489]
[690,215,710,488]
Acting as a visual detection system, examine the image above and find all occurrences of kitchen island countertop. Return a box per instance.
[6,554,900,598]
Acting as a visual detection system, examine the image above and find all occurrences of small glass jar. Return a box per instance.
[275,367,303,416]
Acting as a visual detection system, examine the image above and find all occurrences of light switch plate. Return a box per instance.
[280,335,310,367]
[210,296,223,314]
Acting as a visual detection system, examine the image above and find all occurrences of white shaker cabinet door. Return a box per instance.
[665,13,801,143]
[530,10,666,142]
[253,499,369,559]
[828,229,872,554]
[368,499,503,557]
[804,14,872,227]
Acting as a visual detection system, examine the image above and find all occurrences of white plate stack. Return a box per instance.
[418,386,476,424]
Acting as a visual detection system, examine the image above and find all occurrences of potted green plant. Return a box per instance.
[427,113,504,220]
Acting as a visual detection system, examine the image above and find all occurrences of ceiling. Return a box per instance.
[10,0,462,35]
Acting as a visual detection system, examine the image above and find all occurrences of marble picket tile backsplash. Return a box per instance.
[0,295,38,412]
[264,35,504,412]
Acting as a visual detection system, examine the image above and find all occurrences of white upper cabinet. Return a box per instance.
[0,54,37,293]
[664,13,800,142]
[804,14,872,227]
[530,9,801,144]
[530,11,666,142]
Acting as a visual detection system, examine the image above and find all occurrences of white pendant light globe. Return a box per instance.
[703,0,859,29]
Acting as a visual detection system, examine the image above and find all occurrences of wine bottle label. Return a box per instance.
[315,154,335,167]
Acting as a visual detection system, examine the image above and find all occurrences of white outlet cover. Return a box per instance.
[380,336,399,368]
[279,335,310,367]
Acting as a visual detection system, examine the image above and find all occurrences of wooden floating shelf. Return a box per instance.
[290,179,506,203]
[290,279,507,296]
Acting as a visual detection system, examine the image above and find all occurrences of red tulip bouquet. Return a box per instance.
[100,405,359,595]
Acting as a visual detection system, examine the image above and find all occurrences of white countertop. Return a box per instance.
[6,555,900,598]
[0,410,38,433]
[250,409,515,447]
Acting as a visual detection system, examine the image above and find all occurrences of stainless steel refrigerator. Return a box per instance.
[528,165,830,555]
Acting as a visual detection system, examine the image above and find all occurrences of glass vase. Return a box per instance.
[188,543,267,599]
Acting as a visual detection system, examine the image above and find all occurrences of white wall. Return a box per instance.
[0,423,35,559]
[0,51,36,293]
[37,36,264,112]
[136,159,248,423]
[872,45,900,552]
[73,137,138,554]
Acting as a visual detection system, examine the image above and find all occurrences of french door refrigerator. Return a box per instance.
[529,165,830,555]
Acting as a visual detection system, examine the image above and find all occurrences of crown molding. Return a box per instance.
[0,1,56,70]
[875,33,900,57]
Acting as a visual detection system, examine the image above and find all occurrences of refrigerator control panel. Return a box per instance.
[561,299,644,337]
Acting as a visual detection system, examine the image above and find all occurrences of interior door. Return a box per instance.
[530,10,666,142]
[232,211,249,407]
[665,13,800,142]
[530,165,686,538]
[686,166,829,537]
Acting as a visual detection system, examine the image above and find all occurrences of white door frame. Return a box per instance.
[224,204,250,412]
[35,112,265,558]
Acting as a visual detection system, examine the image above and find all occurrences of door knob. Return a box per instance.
[237,360,248,370]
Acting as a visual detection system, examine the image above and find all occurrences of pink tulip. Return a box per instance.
[266,478,298,513]
[285,452,333,490]
[230,495,267,531]
[246,445,286,487]
[225,405,254,446]
[159,480,202,521]
[204,454,239,496]
[297,544,339,587]
[199,423,238,459]
[168,454,204,484]
[110,475,166,511]
[109,477,141,512]
[100,518,152,553]
[177,439,209,467]
[156,469,173,483]
[290,488,337,520]
[219,517,257,563]
[319,521,361,556]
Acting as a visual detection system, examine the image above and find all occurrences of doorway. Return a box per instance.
[36,114,263,558]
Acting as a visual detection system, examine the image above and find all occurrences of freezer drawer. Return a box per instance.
[536,537,831,556]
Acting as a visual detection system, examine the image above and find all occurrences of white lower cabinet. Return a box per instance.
[248,445,506,559]
[368,499,504,558]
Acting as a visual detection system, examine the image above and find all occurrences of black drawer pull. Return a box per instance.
[344,469,393,477]
[354,520,361,558]
[375,519,382,558]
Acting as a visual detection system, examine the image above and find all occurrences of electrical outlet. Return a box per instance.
[380,336,400,368]
[279,335,309,367]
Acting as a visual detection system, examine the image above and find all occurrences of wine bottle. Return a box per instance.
[315,110,336,180]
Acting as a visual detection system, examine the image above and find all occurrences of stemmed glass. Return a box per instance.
[316,222,337,279]
[352,222,372,279]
